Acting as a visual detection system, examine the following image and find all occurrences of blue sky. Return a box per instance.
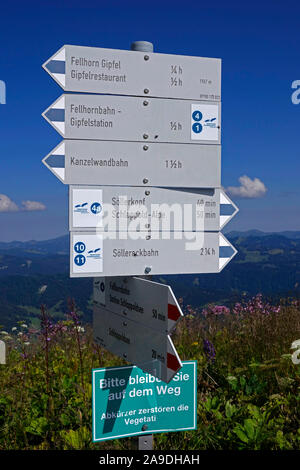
[0,0,300,241]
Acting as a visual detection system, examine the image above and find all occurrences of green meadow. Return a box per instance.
[0,295,300,450]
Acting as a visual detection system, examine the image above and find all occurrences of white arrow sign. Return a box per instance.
[93,277,183,334]
[43,140,221,188]
[69,186,238,232]
[42,94,221,144]
[70,231,237,278]
[93,303,182,383]
[43,44,221,101]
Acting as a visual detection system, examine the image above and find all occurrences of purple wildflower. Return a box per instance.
[202,304,230,316]
[68,310,80,326]
[203,339,216,362]
[233,294,280,316]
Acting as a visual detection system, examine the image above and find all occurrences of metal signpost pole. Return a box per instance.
[131,39,154,452]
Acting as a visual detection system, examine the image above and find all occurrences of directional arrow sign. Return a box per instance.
[93,303,182,383]
[43,140,221,188]
[70,232,237,278]
[93,277,183,334]
[42,95,221,144]
[69,186,238,232]
[43,44,221,101]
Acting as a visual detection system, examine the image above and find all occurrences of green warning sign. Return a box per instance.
[92,361,197,442]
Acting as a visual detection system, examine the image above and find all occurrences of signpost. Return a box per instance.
[43,140,221,188]
[42,94,221,144]
[43,44,220,101]
[92,361,197,442]
[43,39,238,445]
[69,186,238,232]
[70,231,236,277]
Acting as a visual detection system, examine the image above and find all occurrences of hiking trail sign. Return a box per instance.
[42,94,221,144]
[43,140,221,188]
[69,186,238,232]
[43,44,220,101]
[70,231,236,277]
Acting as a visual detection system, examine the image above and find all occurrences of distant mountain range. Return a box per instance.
[0,231,299,329]
[1,229,300,255]
[0,235,69,255]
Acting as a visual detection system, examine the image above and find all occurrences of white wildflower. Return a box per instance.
[75,326,85,333]
[11,327,17,332]
[291,339,300,350]
[291,339,300,365]
[21,324,28,328]
[291,350,300,365]
[1,331,8,335]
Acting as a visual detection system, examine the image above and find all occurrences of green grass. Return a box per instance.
[237,250,269,263]
[0,296,300,450]
[19,302,66,324]
[27,316,41,329]
[268,249,284,255]
[20,305,42,315]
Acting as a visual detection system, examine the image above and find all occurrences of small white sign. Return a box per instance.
[191,103,219,141]
[72,233,103,274]
[72,188,103,228]
[0,340,5,365]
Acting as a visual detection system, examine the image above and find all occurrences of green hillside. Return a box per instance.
[0,233,300,330]
[0,296,300,450]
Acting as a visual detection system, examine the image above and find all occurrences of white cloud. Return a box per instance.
[21,200,46,211]
[0,194,46,212]
[226,175,267,198]
[0,194,19,212]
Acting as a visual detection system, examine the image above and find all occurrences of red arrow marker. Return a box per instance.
[168,303,182,322]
